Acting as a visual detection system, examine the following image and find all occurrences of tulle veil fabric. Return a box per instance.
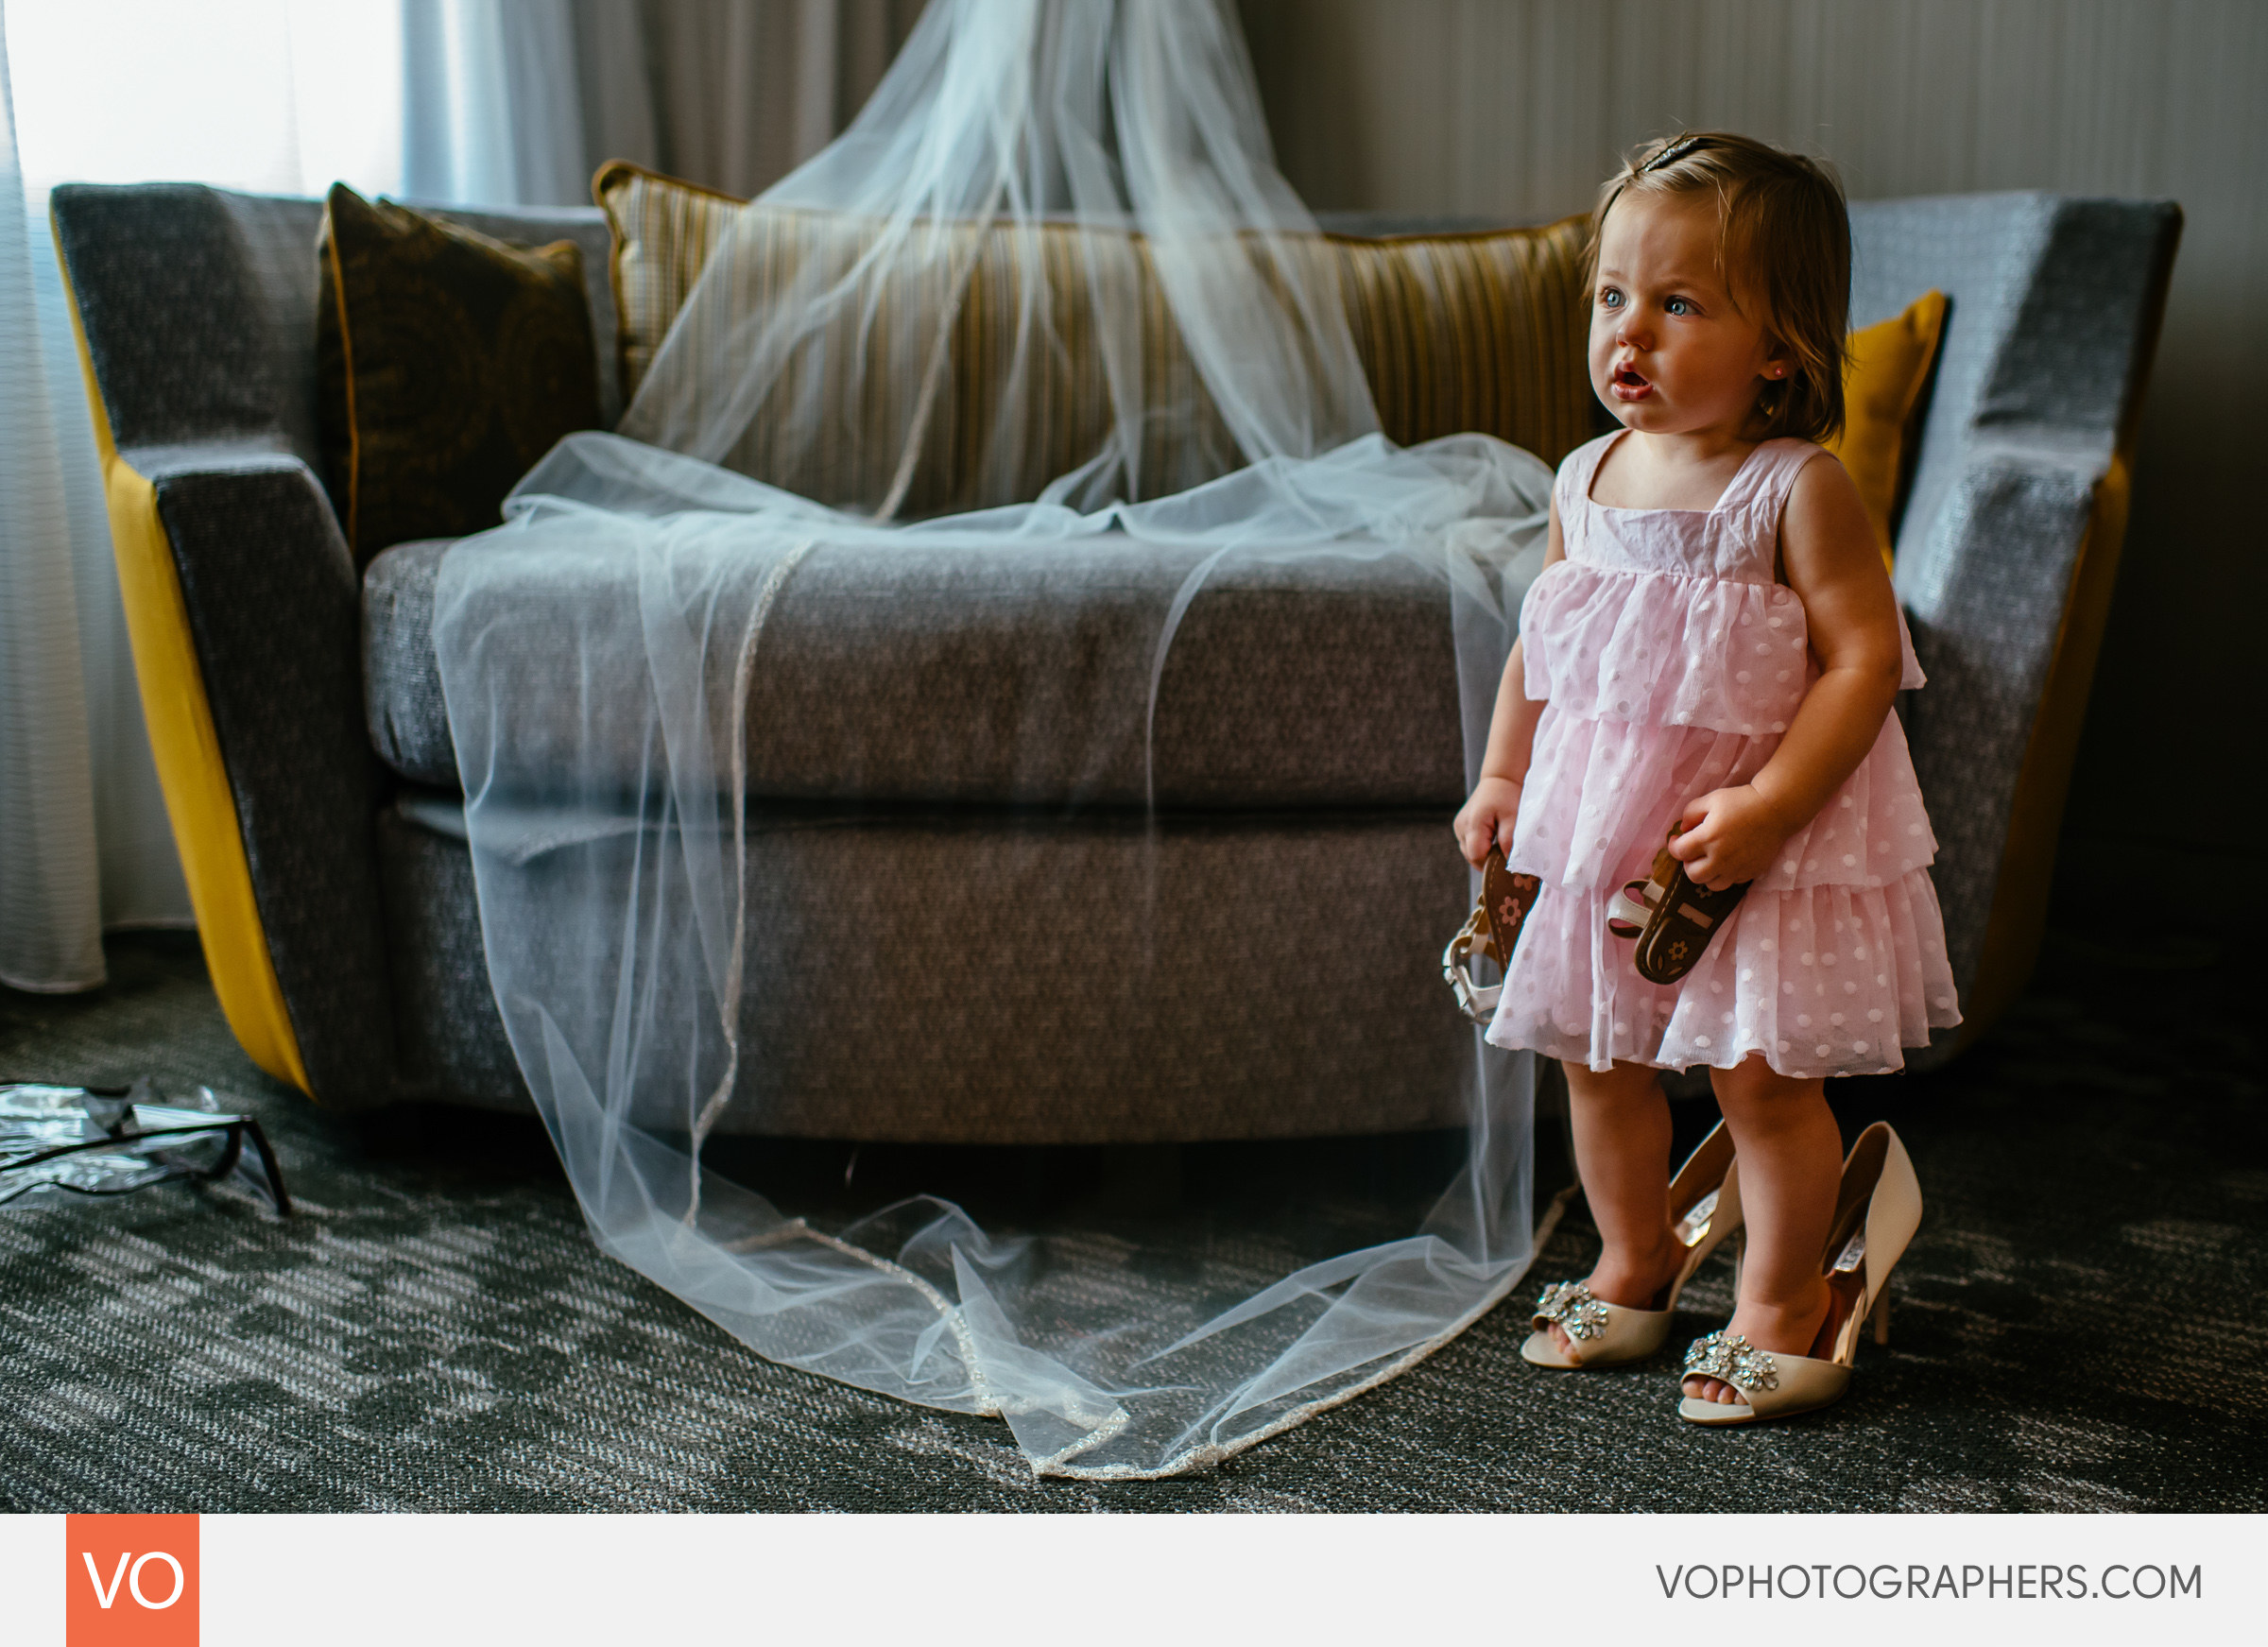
[431,0,1556,1478]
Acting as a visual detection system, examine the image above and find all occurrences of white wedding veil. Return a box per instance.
[431,0,1555,1478]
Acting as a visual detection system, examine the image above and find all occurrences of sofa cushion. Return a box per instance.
[596,163,743,403]
[1826,289,1948,571]
[318,185,602,560]
[594,162,1594,511]
[363,538,459,787]
[365,530,1480,808]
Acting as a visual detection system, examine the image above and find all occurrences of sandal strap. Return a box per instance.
[1441,910,1503,1023]
[1607,882,1656,934]
[1443,850,1538,1023]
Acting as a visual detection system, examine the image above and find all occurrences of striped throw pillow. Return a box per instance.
[595,162,1592,511]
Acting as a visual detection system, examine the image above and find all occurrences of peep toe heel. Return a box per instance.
[1677,1121,1920,1425]
[1522,1119,1744,1369]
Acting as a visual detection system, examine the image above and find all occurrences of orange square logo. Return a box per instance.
[65,1516,198,1646]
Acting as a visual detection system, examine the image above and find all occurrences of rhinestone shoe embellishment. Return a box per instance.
[1534,1280,1611,1342]
[1683,1330,1781,1392]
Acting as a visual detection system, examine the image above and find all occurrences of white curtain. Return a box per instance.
[3,0,422,991]
[628,0,919,199]
[403,0,928,210]
[0,6,185,993]
[404,0,587,207]
[0,16,98,990]
[0,0,920,992]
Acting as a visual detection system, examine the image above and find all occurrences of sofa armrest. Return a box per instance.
[107,437,396,1107]
[1853,194,2180,1055]
[1899,442,2101,1002]
[55,181,402,1104]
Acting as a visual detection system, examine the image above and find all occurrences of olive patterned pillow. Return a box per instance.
[317,183,600,561]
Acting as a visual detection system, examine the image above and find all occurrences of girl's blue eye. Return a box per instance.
[1666,297,1692,316]
[1601,288,1624,309]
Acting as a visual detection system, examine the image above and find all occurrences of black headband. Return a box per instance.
[1600,135,1713,224]
[1641,135,1713,173]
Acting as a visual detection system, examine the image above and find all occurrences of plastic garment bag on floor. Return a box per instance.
[1,1080,290,1213]
[433,0,1553,1477]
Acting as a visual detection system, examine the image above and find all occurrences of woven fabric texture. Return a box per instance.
[52,187,621,461]
[52,185,621,1110]
[595,163,1595,510]
[2,931,2259,1511]
[361,540,457,789]
[365,530,1471,806]
[374,806,526,1110]
[374,800,1473,1142]
[147,451,395,1107]
[1847,195,2180,1041]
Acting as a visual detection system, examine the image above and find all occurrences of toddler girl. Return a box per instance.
[1454,132,1959,1423]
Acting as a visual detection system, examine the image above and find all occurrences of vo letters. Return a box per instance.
[64,1515,198,1646]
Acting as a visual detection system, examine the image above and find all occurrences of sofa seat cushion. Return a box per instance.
[364,532,1477,808]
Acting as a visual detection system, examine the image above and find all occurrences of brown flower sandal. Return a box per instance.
[1443,849,1541,1023]
[1608,824,1751,986]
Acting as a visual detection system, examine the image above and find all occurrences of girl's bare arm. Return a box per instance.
[1672,455,1904,888]
[1454,492,1565,866]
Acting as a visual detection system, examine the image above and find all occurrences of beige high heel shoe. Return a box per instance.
[1676,1120,1921,1425]
[1522,1119,1744,1368]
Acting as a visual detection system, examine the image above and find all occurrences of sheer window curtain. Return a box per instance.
[0,0,906,992]
[398,0,926,209]
[1,0,410,993]
[0,6,177,993]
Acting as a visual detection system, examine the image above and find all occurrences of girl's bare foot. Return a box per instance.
[1689,1056,1843,1403]
[1551,1058,1684,1362]
[1681,1278,1830,1404]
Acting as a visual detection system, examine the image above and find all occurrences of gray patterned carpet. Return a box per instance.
[3,928,2260,1511]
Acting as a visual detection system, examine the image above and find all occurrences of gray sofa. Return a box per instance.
[52,184,2177,1140]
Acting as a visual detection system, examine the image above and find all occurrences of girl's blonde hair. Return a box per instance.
[1592,132,1851,445]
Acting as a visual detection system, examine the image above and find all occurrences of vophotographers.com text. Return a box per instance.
[1657,1563,2203,1602]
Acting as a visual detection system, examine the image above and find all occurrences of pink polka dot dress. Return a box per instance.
[1485,431,1963,1078]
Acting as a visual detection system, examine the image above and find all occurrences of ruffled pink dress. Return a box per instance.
[1485,431,1962,1078]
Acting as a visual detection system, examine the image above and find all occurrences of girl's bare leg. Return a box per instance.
[1684,1054,1841,1404]
[1548,1059,1691,1360]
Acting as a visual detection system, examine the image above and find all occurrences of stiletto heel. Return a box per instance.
[1677,1121,1920,1425]
[1523,1120,1744,1369]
